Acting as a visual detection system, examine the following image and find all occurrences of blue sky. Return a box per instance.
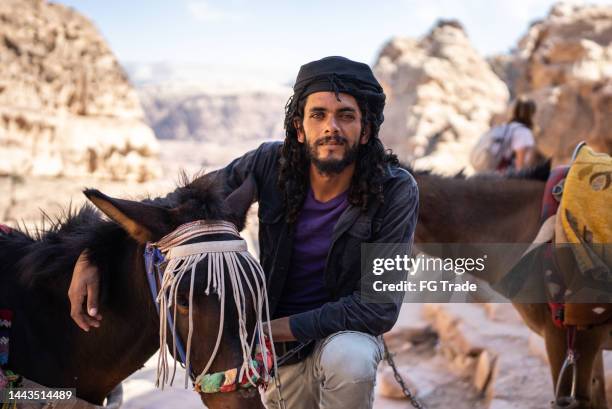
[57,0,611,84]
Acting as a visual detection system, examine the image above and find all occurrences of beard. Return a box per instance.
[303,134,360,175]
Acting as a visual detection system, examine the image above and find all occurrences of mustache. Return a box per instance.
[314,135,348,146]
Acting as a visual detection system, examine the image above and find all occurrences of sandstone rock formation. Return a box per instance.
[514,3,612,95]
[499,3,612,164]
[374,20,509,174]
[0,0,159,181]
[487,54,522,100]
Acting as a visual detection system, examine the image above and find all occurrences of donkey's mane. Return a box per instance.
[403,160,550,215]
[402,160,551,182]
[1,172,228,288]
[0,204,119,289]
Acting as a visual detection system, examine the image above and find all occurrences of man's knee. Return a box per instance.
[318,332,382,383]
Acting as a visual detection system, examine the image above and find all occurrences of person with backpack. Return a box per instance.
[470,97,537,172]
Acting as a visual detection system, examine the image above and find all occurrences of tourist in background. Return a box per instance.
[470,97,538,172]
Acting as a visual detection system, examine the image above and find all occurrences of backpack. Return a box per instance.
[469,124,515,172]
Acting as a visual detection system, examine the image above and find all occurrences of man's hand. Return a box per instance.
[68,249,102,331]
[268,317,296,342]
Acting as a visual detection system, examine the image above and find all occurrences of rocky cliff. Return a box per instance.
[494,3,612,164]
[0,0,159,181]
[374,20,509,174]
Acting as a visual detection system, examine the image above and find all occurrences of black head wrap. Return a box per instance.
[285,56,386,134]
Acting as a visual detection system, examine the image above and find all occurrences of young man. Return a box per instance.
[68,56,419,409]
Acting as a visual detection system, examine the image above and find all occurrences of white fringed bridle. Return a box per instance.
[144,220,277,392]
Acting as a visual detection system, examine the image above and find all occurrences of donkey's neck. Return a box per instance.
[415,173,546,244]
[414,173,546,285]
[9,237,159,405]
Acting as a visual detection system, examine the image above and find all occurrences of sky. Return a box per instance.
[56,0,612,85]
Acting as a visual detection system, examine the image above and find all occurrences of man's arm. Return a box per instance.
[269,316,295,341]
[68,142,279,330]
[209,141,281,198]
[287,173,419,343]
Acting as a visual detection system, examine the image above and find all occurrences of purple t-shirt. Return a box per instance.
[274,188,349,317]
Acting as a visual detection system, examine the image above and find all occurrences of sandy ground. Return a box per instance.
[118,305,430,409]
[121,358,199,409]
[116,303,553,409]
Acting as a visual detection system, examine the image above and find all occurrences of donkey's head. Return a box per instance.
[85,175,267,409]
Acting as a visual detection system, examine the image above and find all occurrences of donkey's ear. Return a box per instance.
[224,174,258,230]
[84,189,172,243]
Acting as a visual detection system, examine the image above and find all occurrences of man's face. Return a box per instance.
[295,91,370,174]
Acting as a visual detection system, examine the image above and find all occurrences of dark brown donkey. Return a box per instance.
[412,165,610,409]
[0,176,265,409]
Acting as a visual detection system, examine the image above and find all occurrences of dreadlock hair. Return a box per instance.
[278,88,399,224]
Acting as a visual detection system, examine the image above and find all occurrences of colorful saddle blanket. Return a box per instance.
[493,146,612,328]
[559,145,612,275]
[0,309,11,367]
[556,145,612,327]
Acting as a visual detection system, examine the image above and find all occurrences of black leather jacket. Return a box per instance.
[214,141,419,343]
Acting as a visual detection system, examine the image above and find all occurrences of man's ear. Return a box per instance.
[84,189,173,243]
[360,123,371,145]
[294,118,305,143]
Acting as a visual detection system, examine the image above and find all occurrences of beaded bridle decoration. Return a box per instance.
[144,220,277,393]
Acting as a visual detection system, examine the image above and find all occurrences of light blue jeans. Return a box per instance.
[262,331,383,409]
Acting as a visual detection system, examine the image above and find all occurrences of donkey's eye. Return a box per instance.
[176,294,190,308]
